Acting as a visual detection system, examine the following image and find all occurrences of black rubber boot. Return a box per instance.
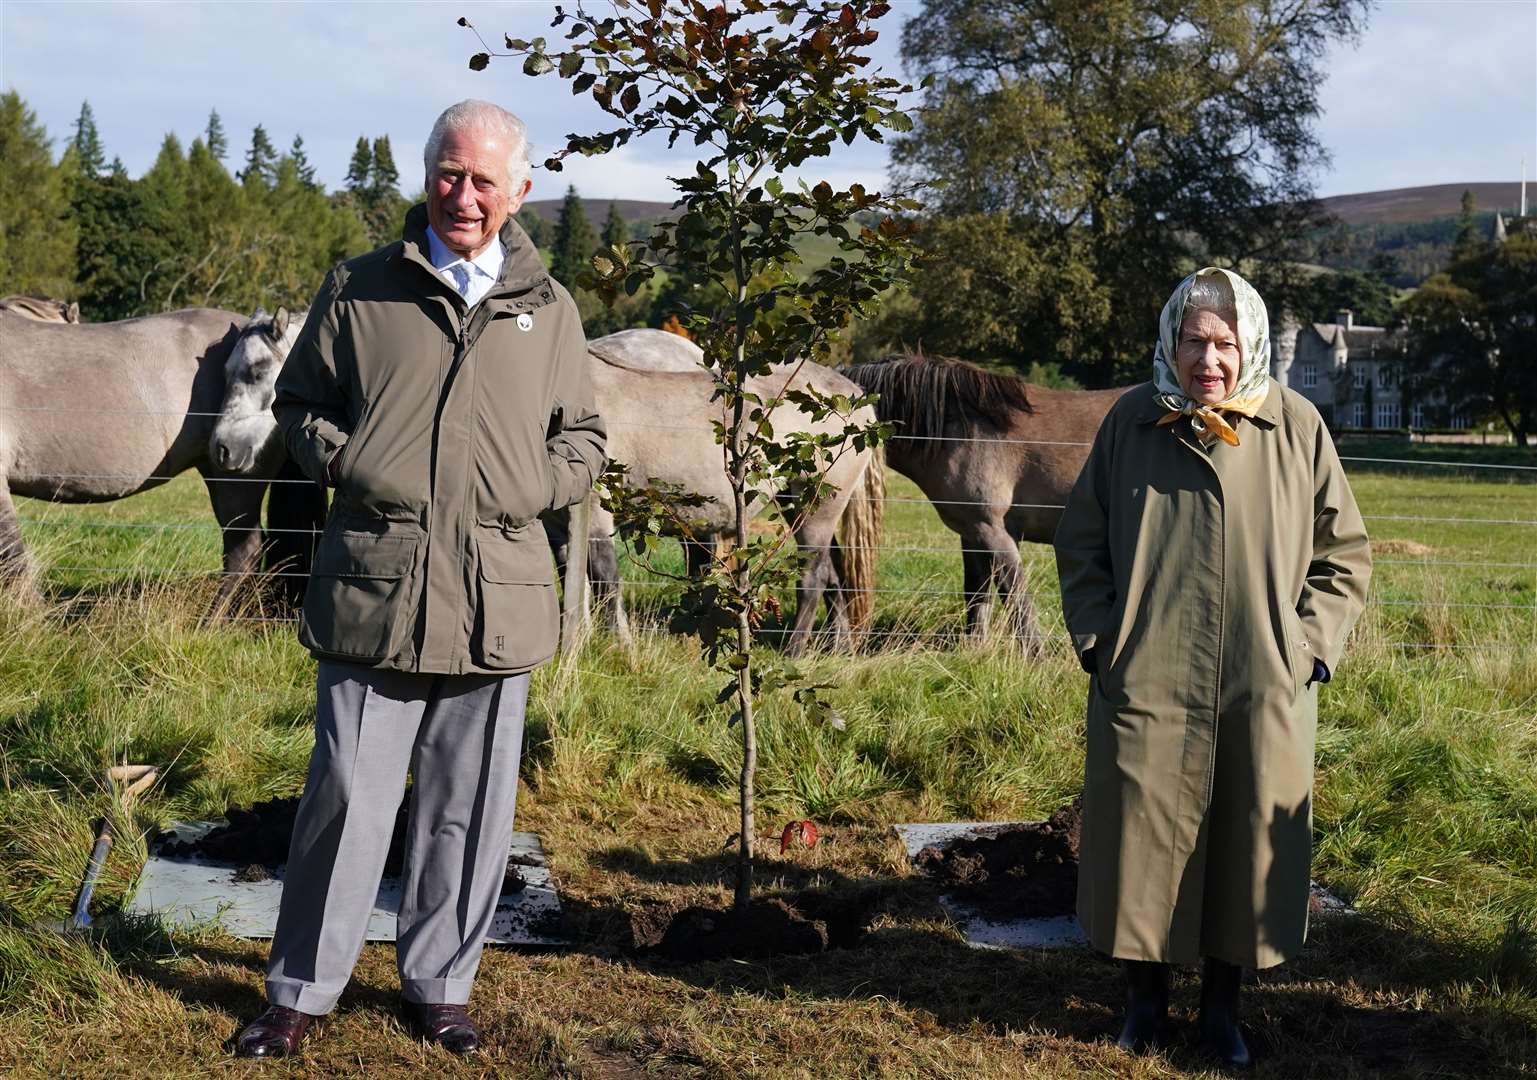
[1116,959,1170,1053]
[1198,957,1253,1069]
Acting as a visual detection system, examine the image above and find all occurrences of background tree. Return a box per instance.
[1295,268,1398,328]
[601,201,628,253]
[367,135,399,202]
[550,185,597,291]
[469,0,918,912]
[240,124,279,190]
[344,136,372,193]
[1397,231,1537,446]
[70,100,104,180]
[0,91,77,298]
[515,206,551,248]
[205,109,227,163]
[1452,188,1484,261]
[891,0,1369,385]
[290,134,318,190]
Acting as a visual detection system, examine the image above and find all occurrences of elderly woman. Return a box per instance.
[1053,268,1371,1067]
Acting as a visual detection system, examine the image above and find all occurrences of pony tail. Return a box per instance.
[839,444,884,638]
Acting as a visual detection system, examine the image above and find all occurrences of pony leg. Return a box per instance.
[784,547,832,657]
[586,508,631,648]
[960,533,996,639]
[0,477,33,587]
[981,525,1043,653]
[202,470,267,620]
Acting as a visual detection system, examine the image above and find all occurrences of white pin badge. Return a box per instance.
[517,313,534,332]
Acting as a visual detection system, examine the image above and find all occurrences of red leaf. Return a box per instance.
[779,821,798,854]
[780,820,819,853]
[838,5,855,29]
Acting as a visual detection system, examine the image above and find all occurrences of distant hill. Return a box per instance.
[521,197,675,224]
[525,183,1530,230]
[1316,182,1526,226]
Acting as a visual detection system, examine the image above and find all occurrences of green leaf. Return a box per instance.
[573,72,597,94]
[468,53,490,71]
[621,83,641,113]
[559,52,583,77]
[523,53,554,76]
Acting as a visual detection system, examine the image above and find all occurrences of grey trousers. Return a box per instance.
[266,661,530,1015]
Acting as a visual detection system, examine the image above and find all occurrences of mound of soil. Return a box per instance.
[654,898,829,962]
[156,795,525,892]
[913,801,1082,922]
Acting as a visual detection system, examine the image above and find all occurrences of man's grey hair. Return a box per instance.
[423,100,532,190]
[1184,272,1237,322]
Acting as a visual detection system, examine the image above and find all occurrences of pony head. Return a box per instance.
[210,307,299,473]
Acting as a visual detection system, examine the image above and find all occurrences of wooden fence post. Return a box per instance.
[560,491,594,655]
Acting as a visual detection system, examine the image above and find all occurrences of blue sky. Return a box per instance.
[2,0,1533,204]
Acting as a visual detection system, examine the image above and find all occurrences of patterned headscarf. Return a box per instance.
[1152,267,1272,446]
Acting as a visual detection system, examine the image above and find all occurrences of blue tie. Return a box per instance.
[449,263,472,300]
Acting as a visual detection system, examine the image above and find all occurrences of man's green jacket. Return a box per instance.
[274,204,606,674]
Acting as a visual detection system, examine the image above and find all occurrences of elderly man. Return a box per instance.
[234,100,605,1059]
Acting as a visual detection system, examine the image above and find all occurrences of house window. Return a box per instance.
[1451,412,1470,430]
[1353,368,1367,390]
[1376,402,1400,429]
[1411,403,1425,428]
[1301,365,1317,388]
[1377,366,1396,390]
[1350,402,1366,428]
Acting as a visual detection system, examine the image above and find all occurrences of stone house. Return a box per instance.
[1270,309,1415,430]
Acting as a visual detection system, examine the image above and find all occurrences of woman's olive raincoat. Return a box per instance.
[1053,272,1371,968]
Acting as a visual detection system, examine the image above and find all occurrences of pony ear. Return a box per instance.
[271,307,290,340]
[66,302,80,323]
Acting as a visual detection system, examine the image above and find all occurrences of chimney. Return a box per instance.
[1335,309,1353,332]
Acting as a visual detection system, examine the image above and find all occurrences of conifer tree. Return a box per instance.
[205,109,227,162]
[345,136,372,192]
[0,91,76,298]
[71,100,104,179]
[1453,189,1483,260]
[600,201,628,253]
[368,135,400,200]
[550,185,596,291]
[289,134,317,189]
[241,124,278,189]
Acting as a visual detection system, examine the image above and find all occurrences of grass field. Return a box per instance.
[0,456,1533,1078]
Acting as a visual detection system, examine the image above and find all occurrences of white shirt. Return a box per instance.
[425,226,505,308]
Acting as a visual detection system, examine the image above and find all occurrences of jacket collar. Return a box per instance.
[1134,378,1283,429]
[399,203,550,302]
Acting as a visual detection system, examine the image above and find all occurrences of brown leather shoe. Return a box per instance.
[233,1004,316,1058]
[404,1001,481,1055]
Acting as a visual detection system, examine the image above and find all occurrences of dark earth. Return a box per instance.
[641,887,884,963]
[155,795,525,893]
[913,801,1082,922]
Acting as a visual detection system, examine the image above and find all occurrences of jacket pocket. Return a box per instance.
[1281,605,1312,691]
[299,523,423,662]
[471,524,559,670]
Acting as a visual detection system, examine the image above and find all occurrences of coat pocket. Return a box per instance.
[1281,605,1313,691]
[471,525,559,670]
[299,524,423,662]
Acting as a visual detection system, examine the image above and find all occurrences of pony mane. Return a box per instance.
[840,353,1034,450]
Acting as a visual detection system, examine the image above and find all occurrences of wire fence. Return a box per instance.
[8,411,1534,653]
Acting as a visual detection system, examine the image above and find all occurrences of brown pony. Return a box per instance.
[842,355,1130,647]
